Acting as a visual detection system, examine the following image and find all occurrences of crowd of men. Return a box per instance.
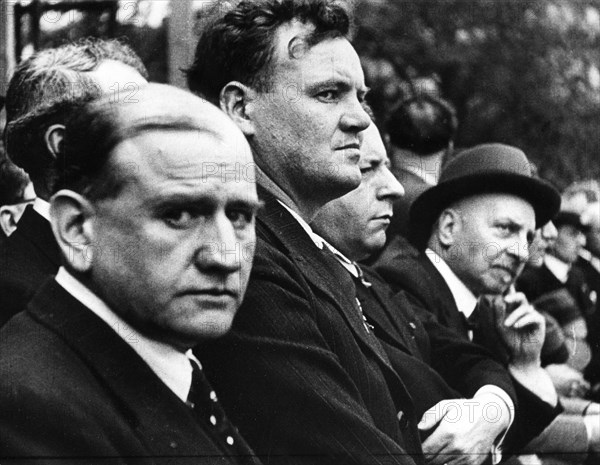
[0,1,598,465]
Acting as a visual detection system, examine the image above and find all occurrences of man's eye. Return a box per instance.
[496,224,514,235]
[317,90,338,102]
[227,209,254,229]
[163,209,195,228]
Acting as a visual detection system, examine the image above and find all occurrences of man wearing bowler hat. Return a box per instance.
[374,143,562,414]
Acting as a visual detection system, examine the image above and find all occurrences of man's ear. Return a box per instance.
[219,81,257,137]
[50,190,96,273]
[437,208,462,248]
[0,205,20,236]
[44,124,65,159]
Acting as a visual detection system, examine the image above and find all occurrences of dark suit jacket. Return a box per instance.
[0,279,254,464]
[517,262,595,320]
[197,188,421,465]
[575,255,600,386]
[372,236,562,452]
[0,206,60,326]
[358,267,518,419]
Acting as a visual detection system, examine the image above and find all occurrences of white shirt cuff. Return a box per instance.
[474,385,515,464]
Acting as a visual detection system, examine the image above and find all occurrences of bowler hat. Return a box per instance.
[553,211,591,234]
[409,143,561,248]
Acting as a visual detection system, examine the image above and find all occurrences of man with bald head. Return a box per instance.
[0,84,262,463]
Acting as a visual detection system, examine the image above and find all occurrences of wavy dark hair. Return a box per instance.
[186,0,351,104]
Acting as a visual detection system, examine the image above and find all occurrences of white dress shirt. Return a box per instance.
[425,248,478,319]
[544,254,570,284]
[277,200,328,250]
[55,267,198,402]
[425,249,515,462]
[33,197,51,222]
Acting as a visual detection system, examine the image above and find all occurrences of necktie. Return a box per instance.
[322,244,375,332]
[187,360,259,464]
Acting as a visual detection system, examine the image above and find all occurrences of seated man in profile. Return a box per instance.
[312,127,562,463]
[0,84,262,463]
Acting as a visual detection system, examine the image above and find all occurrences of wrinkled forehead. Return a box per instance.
[109,90,244,146]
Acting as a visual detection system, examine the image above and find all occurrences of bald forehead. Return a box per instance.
[113,91,235,134]
[451,193,536,231]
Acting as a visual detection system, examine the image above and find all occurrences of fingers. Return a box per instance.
[503,304,543,330]
[503,291,528,306]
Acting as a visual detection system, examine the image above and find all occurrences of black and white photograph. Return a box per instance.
[1,1,599,464]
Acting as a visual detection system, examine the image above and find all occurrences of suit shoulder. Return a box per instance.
[0,313,101,400]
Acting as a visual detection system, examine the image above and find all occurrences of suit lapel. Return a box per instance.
[15,206,61,267]
[417,254,471,339]
[358,270,416,356]
[256,189,401,377]
[27,280,229,458]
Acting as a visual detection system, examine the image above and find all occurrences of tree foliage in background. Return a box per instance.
[354,0,600,188]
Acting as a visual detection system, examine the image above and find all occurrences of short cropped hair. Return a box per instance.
[386,95,458,155]
[4,38,147,189]
[0,156,31,206]
[186,0,351,104]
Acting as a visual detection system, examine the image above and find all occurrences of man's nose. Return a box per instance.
[508,237,530,263]
[194,214,242,272]
[340,98,371,133]
[377,167,404,200]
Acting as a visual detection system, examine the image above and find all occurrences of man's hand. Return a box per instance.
[419,396,509,465]
[489,292,546,368]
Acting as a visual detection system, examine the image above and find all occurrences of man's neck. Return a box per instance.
[255,164,321,222]
[391,147,445,185]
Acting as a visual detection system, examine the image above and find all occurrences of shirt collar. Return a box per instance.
[544,254,570,283]
[425,248,478,318]
[322,240,359,278]
[579,249,600,274]
[33,198,51,222]
[277,200,327,250]
[55,267,194,402]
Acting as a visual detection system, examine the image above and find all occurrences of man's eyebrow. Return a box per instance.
[228,198,265,212]
[306,78,350,90]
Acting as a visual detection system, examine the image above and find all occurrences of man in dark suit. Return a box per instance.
[186,1,437,464]
[0,39,148,326]
[559,181,600,397]
[518,211,595,372]
[0,84,262,463]
[312,125,562,463]
[374,144,600,461]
